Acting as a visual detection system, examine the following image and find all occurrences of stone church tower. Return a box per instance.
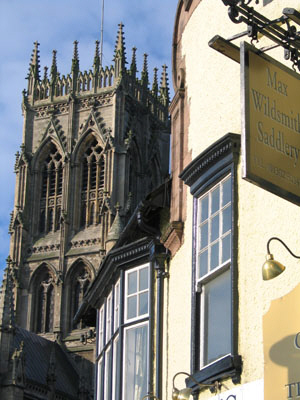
[7,23,170,362]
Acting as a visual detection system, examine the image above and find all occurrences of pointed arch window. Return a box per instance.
[35,268,55,334]
[71,262,91,330]
[39,143,63,233]
[80,136,105,228]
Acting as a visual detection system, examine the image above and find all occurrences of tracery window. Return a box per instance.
[35,268,55,333]
[39,143,63,233]
[71,262,91,329]
[81,137,105,227]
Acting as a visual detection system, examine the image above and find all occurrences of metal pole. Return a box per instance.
[100,0,104,68]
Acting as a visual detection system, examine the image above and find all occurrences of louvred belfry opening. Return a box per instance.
[39,143,63,234]
[80,136,105,228]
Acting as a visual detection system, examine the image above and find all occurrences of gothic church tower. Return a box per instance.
[8,24,170,360]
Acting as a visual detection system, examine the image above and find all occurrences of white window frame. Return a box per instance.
[98,305,105,353]
[122,321,149,400]
[106,291,112,343]
[114,280,120,332]
[124,263,150,323]
[112,335,119,400]
[96,263,150,400]
[104,344,112,400]
[196,174,233,369]
[96,356,103,400]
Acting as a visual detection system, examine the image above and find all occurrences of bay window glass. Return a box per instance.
[97,357,103,400]
[125,265,149,321]
[114,281,120,331]
[112,336,120,400]
[96,264,150,400]
[197,174,232,367]
[98,305,104,353]
[123,323,148,400]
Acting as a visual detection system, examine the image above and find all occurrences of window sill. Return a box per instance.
[186,355,242,391]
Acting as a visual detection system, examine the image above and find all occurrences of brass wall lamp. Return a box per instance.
[262,237,300,280]
[172,372,220,400]
[142,396,159,400]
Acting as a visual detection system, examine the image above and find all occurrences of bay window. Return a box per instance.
[96,264,150,400]
[180,133,242,387]
[197,175,232,367]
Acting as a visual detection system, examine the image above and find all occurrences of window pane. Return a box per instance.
[128,271,137,295]
[127,296,137,320]
[222,176,231,206]
[139,267,148,291]
[104,346,112,400]
[126,265,149,322]
[199,250,208,278]
[203,269,231,366]
[210,214,219,242]
[98,306,104,353]
[200,195,209,222]
[222,205,231,234]
[112,336,120,400]
[211,186,220,215]
[200,223,208,249]
[222,234,231,263]
[114,282,120,332]
[123,324,148,400]
[97,357,103,400]
[106,294,112,342]
[138,292,148,316]
[210,242,219,270]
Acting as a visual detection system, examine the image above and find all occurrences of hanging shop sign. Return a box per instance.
[241,41,300,205]
[263,283,300,399]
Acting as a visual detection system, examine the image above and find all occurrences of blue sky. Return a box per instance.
[0,0,176,280]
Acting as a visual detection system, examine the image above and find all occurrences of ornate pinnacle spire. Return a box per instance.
[141,54,149,87]
[93,40,100,74]
[71,40,80,93]
[106,205,124,244]
[159,64,170,105]
[72,40,80,74]
[0,257,16,330]
[50,50,58,83]
[152,67,158,97]
[43,66,48,82]
[28,41,41,81]
[130,47,137,78]
[114,23,127,77]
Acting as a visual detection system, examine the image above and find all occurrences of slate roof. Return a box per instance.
[13,327,79,398]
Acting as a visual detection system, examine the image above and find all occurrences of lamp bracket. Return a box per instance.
[221,1,300,72]
[267,237,300,259]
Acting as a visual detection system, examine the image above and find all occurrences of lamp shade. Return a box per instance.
[262,253,285,280]
[172,387,192,400]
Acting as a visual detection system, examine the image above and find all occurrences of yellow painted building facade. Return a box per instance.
[164,1,300,399]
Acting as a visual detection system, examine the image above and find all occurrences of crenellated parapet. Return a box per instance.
[24,24,170,125]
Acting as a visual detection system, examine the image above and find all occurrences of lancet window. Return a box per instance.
[35,268,55,334]
[39,143,63,233]
[80,137,105,227]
